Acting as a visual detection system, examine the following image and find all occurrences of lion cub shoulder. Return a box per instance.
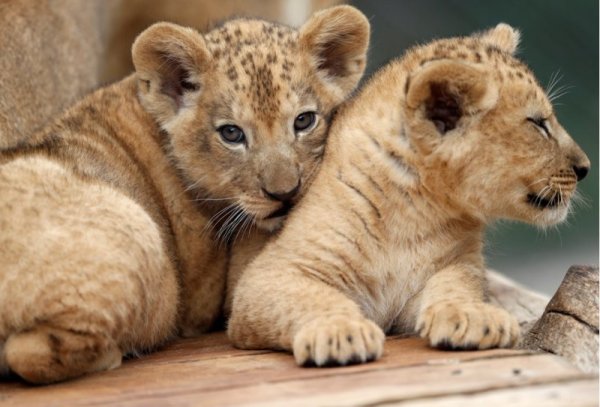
[0,6,370,383]
[228,24,590,367]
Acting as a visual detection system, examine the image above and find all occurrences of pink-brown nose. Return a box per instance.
[262,181,301,203]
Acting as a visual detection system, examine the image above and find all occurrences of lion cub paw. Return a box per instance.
[5,325,122,383]
[293,315,385,367]
[417,302,519,350]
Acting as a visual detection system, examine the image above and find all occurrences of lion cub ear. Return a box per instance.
[406,60,498,134]
[299,5,370,100]
[480,23,521,55]
[132,22,211,127]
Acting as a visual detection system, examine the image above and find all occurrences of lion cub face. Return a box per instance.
[132,7,369,233]
[403,24,590,227]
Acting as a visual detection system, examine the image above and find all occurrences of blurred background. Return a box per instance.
[350,0,598,294]
[2,0,596,295]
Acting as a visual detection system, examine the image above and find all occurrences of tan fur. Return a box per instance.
[1,157,178,382]
[0,7,369,383]
[228,24,591,367]
[225,229,271,316]
[0,0,109,148]
[102,0,344,83]
[0,0,342,148]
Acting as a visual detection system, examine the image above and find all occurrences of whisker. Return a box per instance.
[548,84,574,103]
[193,196,238,202]
[557,184,563,206]
[537,185,552,198]
[228,211,250,247]
[217,206,247,247]
[203,202,239,237]
[527,178,548,188]
[545,70,562,96]
[571,190,591,209]
[215,209,238,247]
[232,214,253,248]
[533,186,551,206]
[209,203,238,226]
[243,217,257,241]
[227,209,247,240]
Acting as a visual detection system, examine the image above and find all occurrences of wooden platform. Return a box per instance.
[0,332,597,406]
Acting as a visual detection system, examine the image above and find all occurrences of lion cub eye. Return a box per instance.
[527,117,550,138]
[218,125,246,144]
[294,112,317,133]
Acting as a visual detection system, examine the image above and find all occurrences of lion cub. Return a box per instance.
[0,6,369,383]
[228,24,590,366]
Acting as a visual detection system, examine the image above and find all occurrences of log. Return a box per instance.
[486,265,599,373]
[520,265,599,374]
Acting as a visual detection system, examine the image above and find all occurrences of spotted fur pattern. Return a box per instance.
[0,6,370,383]
[228,24,591,367]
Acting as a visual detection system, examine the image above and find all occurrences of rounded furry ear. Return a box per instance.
[480,23,521,55]
[132,22,211,124]
[299,5,370,99]
[406,60,498,134]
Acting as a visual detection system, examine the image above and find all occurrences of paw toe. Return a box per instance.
[293,316,384,367]
[420,302,521,351]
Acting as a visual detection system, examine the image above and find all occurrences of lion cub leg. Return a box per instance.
[0,157,179,383]
[228,264,385,367]
[5,326,121,384]
[416,265,520,350]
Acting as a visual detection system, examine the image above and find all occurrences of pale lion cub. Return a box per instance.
[228,24,591,366]
[0,6,369,383]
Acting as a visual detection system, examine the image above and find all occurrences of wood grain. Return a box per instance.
[394,379,599,407]
[0,332,595,407]
[522,265,599,373]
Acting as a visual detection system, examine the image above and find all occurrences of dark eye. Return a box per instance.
[218,125,245,144]
[527,117,550,138]
[294,112,317,132]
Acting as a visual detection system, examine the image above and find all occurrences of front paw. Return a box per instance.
[293,315,385,367]
[417,302,519,350]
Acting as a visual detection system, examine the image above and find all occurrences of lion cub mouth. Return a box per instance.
[526,192,563,209]
[265,203,293,219]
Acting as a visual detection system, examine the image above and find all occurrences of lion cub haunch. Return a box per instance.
[228,24,591,366]
[0,6,370,383]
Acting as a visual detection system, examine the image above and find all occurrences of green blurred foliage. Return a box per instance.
[351,0,598,293]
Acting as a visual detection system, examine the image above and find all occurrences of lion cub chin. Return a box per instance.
[228,24,590,367]
[0,6,370,383]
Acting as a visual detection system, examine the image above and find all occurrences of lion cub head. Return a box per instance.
[131,6,369,233]
[400,24,590,226]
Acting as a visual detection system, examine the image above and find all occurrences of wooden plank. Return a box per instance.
[394,379,599,407]
[196,354,590,407]
[0,332,586,407]
[0,333,525,405]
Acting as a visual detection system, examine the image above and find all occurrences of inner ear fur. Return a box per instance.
[299,5,370,98]
[132,22,211,116]
[406,59,498,134]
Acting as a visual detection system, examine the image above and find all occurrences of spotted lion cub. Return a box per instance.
[0,6,369,383]
[228,24,591,366]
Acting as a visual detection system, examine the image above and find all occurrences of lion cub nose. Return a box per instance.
[262,181,301,202]
[573,164,589,181]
